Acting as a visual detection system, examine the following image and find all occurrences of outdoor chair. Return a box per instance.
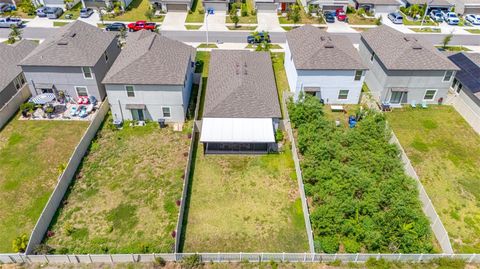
[421,100,428,109]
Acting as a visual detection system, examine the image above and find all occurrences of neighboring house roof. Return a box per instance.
[448,53,480,98]
[203,50,281,119]
[361,25,459,71]
[102,31,195,85]
[355,0,401,5]
[20,21,116,67]
[286,25,366,71]
[0,40,37,92]
[404,0,451,6]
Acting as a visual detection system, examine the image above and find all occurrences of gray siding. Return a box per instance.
[0,81,18,108]
[359,39,453,105]
[22,39,120,101]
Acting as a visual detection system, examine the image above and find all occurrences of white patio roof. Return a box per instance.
[200,118,275,143]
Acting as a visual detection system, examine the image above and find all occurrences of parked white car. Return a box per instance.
[442,11,460,25]
[465,14,480,25]
[0,17,23,28]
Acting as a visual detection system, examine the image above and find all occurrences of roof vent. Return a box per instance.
[57,40,69,45]
[70,33,76,38]
[324,42,334,48]
[412,43,423,50]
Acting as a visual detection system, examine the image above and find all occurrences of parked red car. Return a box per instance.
[335,8,347,21]
[127,20,156,32]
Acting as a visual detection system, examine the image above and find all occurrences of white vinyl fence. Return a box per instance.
[448,90,480,135]
[0,85,31,130]
[24,100,110,254]
[282,92,315,253]
[1,253,479,264]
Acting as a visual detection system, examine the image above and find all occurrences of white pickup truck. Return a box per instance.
[0,17,23,28]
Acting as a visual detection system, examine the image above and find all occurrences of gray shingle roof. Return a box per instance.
[102,31,195,85]
[361,25,459,71]
[286,25,367,70]
[406,0,451,5]
[203,50,281,118]
[355,0,401,5]
[20,21,116,67]
[0,40,37,91]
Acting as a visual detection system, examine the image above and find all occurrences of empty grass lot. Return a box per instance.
[45,117,191,253]
[387,106,480,253]
[104,0,165,22]
[0,117,88,252]
[181,142,309,252]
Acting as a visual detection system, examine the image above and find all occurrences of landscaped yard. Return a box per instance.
[346,14,378,25]
[186,0,205,23]
[386,106,480,253]
[60,2,82,20]
[44,115,192,253]
[0,116,88,252]
[103,0,165,22]
[279,11,325,24]
[181,142,309,252]
[226,0,257,24]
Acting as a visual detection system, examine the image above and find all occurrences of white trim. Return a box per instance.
[125,85,135,97]
[75,86,89,97]
[423,89,438,101]
[81,67,93,79]
[162,106,171,118]
[443,70,454,82]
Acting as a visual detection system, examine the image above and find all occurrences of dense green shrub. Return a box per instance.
[288,95,433,253]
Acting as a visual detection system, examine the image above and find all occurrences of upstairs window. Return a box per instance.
[82,67,93,79]
[443,70,453,82]
[126,85,135,97]
[354,70,363,81]
[338,90,349,100]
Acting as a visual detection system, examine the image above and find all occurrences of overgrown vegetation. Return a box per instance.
[288,95,434,253]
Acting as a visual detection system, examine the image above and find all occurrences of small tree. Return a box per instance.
[19,0,36,15]
[118,26,127,47]
[289,4,301,25]
[356,7,366,17]
[442,34,453,49]
[256,40,271,52]
[375,15,382,25]
[230,12,239,27]
[144,6,154,21]
[8,25,22,44]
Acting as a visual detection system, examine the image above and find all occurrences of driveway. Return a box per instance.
[200,12,227,31]
[256,11,283,32]
[161,11,187,30]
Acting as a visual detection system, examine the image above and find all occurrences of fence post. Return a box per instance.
[397,253,402,261]
[217,252,220,262]
[311,253,315,262]
[110,254,113,264]
[334,253,337,261]
[304,252,307,262]
[376,253,380,260]
[88,254,92,263]
[9,255,15,263]
[261,253,264,263]
[418,253,423,262]
[468,254,476,263]
[282,252,285,262]
[355,253,359,262]
[67,255,71,263]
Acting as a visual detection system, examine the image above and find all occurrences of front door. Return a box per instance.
[131,109,145,121]
[390,91,405,104]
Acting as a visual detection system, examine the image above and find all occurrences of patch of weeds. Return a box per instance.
[432,257,466,269]
[163,199,176,215]
[449,210,460,221]
[181,254,203,269]
[106,203,138,231]
[411,137,429,152]
[422,119,438,129]
[327,259,342,266]
[71,227,89,240]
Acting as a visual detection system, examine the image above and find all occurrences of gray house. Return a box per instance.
[20,21,120,102]
[447,0,480,14]
[150,0,192,11]
[0,40,37,108]
[359,25,459,106]
[103,31,195,123]
[200,50,282,154]
[353,0,402,13]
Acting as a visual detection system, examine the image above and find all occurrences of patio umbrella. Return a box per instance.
[30,93,56,105]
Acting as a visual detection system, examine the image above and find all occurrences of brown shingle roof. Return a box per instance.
[20,21,116,67]
[0,40,37,91]
[102,31,195,85]
[203,50,281,118]
[286,25,367,70]
[361,25,459,71]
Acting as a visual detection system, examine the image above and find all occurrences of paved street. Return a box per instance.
[1,26,480,46]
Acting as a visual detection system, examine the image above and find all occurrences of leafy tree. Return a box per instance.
[18,0,36,15]
[8,25,22,44]
[144,6,154,21]
[356,7,366,17]
[442,34,453,49]
[12,234,28,253]
[230,12,239,27]
[288,4,301,25]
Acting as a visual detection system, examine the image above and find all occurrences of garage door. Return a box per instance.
[464,6,480,14]
[167,4,187,10]
[374,4,398,13]
[322,5,344,11]
[203,2,228,11]
[256,2,277,11]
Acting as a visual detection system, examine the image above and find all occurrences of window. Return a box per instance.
[370,52,375,62]
[75,86,88,97]
[443,70,453,82]
[162,107,171,118]
[338,90,349,100]
[13,76,21,90]
[104,51,109,62]
[126,85,135,97]
[424,89,437,101]
[354,70,363,81]
[82,67,93,79]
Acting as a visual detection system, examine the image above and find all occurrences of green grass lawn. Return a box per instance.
[53,21,70,27]
[198,43,218,48]
[400,11,437,26]
[409,27,440,33]
[104,0,165,22]
[466,29,480,34]
[386,106,480,253]
[181,142,309,252]
[186,0,205,23]
[435,45,471,52]
[346,14,377,25]
[185,24,202,30]
[60,2,82,20]
[0,117,88,252]
[226,0,257,24]
[323,104,362,127]
[227,25,257,30]
[245,43,282,49]
[271,52,288,117]
[45,116,192,253]
[279,8,325,25]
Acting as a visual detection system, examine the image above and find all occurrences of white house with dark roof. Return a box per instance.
[200,50,281,154]
[359,25,459,106]
[20,21,120,102]
[103,31,196,123]
[0,40,37,108]
[285,25,367,104]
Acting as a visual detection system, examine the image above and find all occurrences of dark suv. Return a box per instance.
[247,32,271,44]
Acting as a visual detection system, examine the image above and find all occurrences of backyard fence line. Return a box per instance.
[0,85,30,130]
[174,77,203,253]
[25,100,110,255]
[448,90,480,135]
[389,133,454,254]
[1,253,480,264]
[282,92,315,254]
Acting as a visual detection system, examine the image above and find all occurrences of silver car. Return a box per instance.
[80,8,94,18]
[45,7,63,19]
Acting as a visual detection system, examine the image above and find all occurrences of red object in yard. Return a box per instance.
[336,8,347,21]
[127,20,157,32]
[281,2,286,11]
[171,230,176,238]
